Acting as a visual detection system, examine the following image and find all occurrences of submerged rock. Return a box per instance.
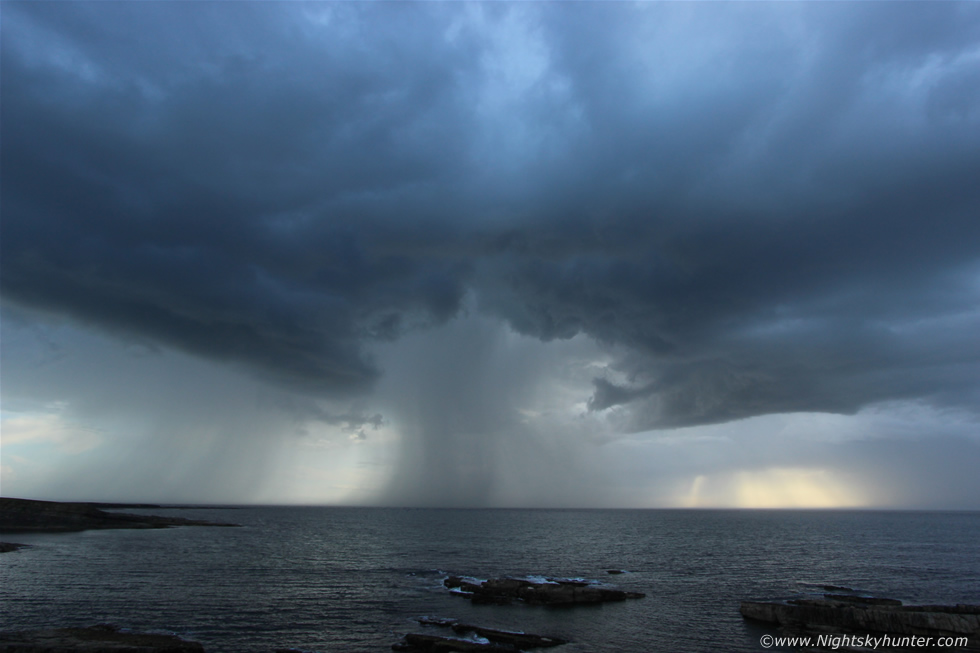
[392,633,512,652]
[741,597,980,649]
[0,623,205,652]
[419,618,566,648]
[393,618,568,652]
[444,575,644,606]
[823,594,903,606]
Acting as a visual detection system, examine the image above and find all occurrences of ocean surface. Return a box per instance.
[2,508,979,652]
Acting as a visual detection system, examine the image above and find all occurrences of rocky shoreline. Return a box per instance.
[0,497,239,534]
[741,589,980,651]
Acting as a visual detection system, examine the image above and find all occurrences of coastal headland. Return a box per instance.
[0,497,238,536]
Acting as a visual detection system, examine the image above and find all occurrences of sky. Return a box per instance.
[2,2,979,509]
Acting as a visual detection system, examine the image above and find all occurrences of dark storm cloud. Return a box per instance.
[3,2,979,428]
[2,2,477,392]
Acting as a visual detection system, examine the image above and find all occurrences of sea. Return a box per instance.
[1,508,978,652]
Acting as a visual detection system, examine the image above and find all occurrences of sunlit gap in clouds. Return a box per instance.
[678,467,870,509]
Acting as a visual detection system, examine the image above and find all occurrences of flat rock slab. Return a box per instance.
[444,575,644,606]
[0,624,205,652]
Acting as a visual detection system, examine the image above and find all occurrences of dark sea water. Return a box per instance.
[2,508,979,652]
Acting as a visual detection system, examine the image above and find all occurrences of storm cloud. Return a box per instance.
[2,2,979,505]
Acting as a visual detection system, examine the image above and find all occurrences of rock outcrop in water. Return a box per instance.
[741,594,980,650]
[395,572,645,651]
[0,497,238,533]
[392,617,567,652]
[444,575,645,606]
[0,623,205,652]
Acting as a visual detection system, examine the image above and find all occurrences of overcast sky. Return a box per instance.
[2,2,979,508]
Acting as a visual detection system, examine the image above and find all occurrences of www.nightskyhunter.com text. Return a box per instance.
[759,633,969,649]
